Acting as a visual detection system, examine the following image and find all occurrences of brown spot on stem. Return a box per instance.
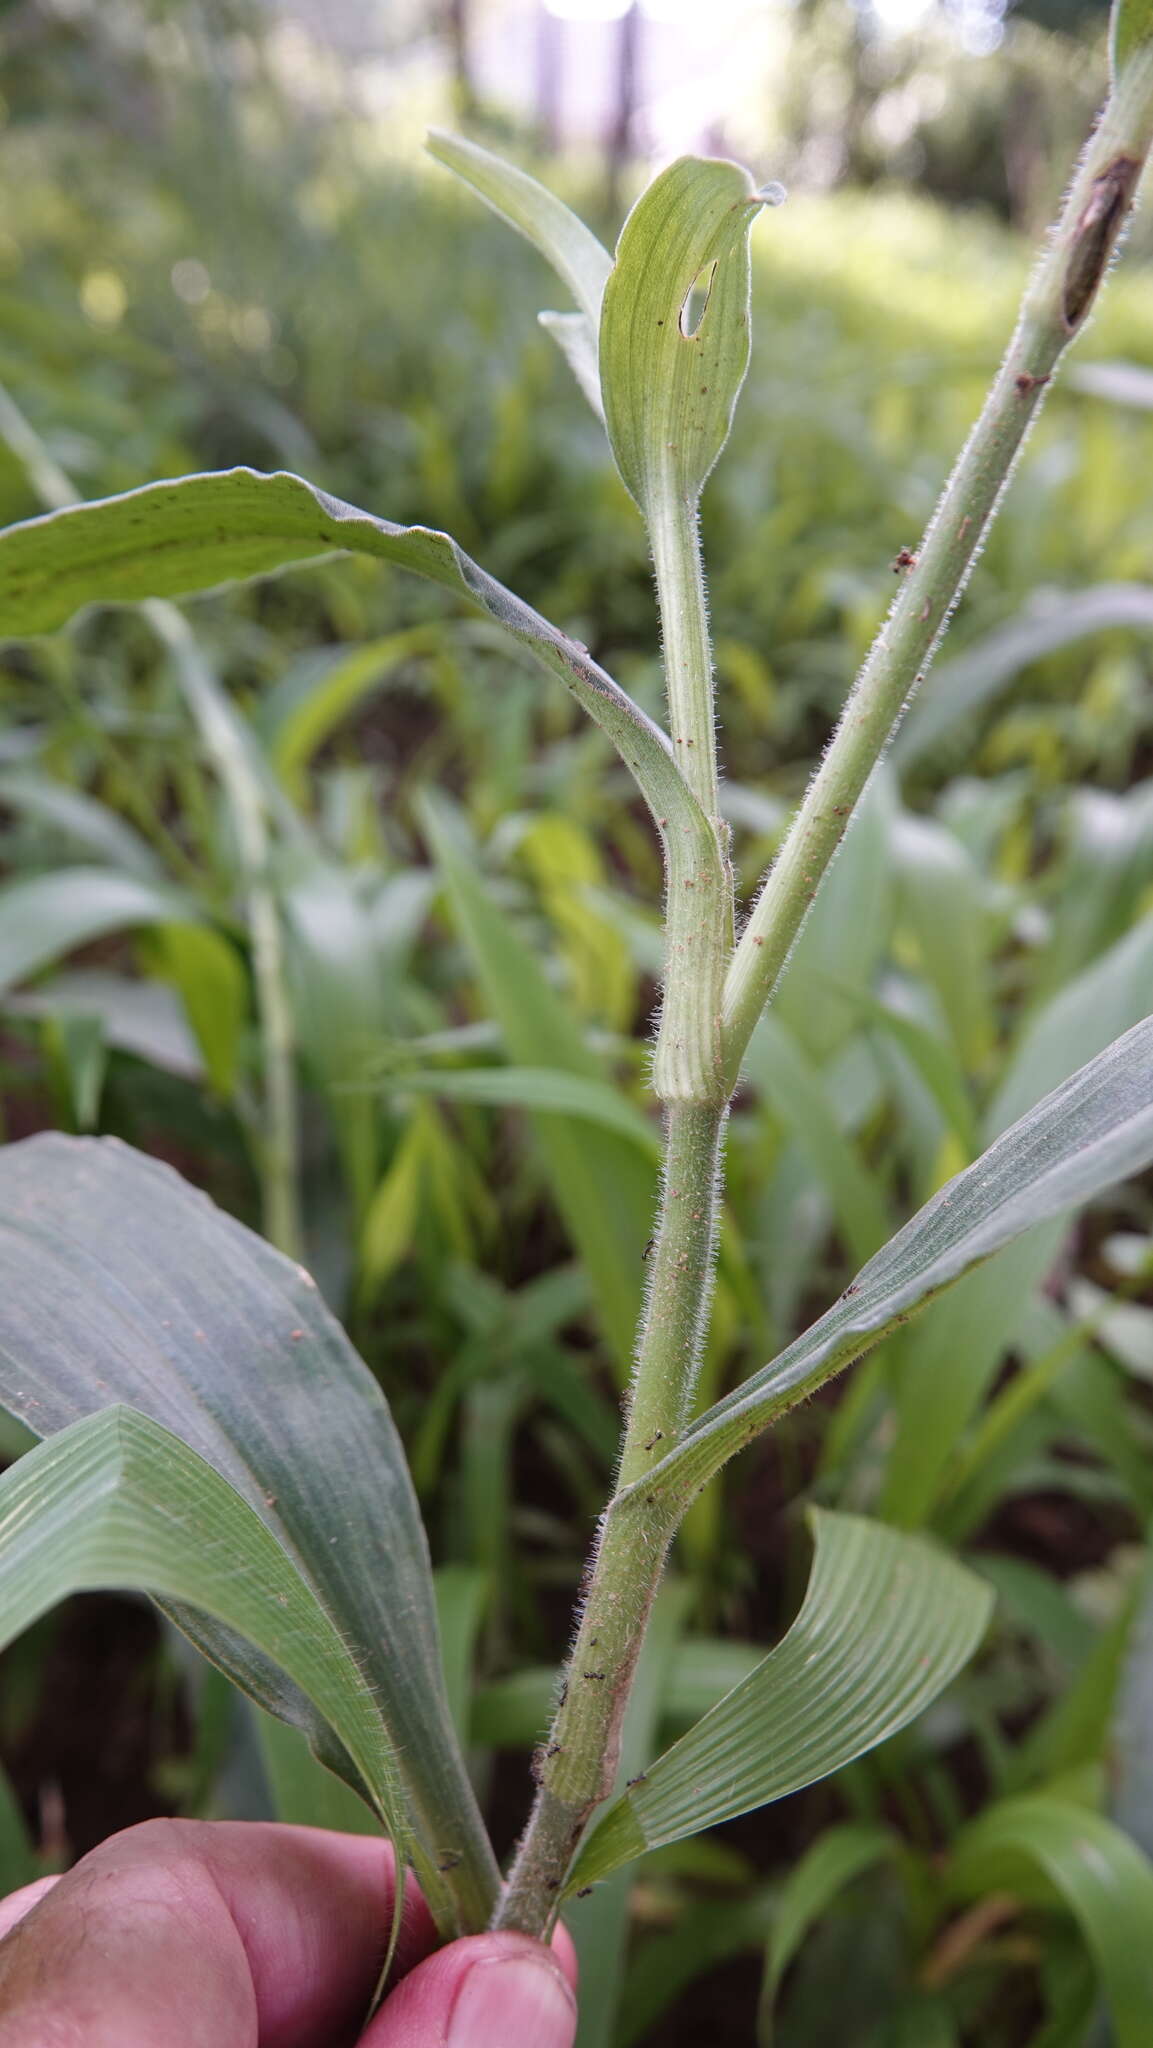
[1063,157,1140,331]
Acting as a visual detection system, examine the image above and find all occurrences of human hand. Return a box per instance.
[0,1818,578,2046]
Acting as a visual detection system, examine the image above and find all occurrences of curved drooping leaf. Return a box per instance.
[0,1134,498,1934]
[0,866,199,997]
[950,1796,1153,2048]
[566,1510,991,1890]
[0,1408,402,1843]
[640,1013,1153,1512]
[0,464,719,1008]
[0,465,671,807]
[600,156,765,516]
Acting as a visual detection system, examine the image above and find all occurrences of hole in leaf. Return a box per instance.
[679,262,717,341]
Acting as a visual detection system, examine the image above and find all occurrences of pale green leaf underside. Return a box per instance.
[600,156,764,513]
[951,1795,1153,2048]
[0,1134,497,1933]
[640,1013,1153,1510]
[568,1509,991,1890]
[0,1407,402,1841]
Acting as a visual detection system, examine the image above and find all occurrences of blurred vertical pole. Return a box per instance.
[446,0,478,123]
[536,2,562,154]
[605,2,641,222]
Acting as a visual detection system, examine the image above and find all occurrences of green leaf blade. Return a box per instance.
[0,1407,404,1842]
[646,1013,1153,1508]
[567,1510,992,1890]
[0,1134,498,1933]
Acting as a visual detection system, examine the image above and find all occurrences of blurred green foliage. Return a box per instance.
[2,4,1153,2042]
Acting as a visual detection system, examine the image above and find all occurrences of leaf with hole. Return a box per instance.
[600,156,766,516]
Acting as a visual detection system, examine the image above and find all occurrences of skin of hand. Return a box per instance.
[0,1818,578,2048]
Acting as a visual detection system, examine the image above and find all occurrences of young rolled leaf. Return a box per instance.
[426,131,611,328]
[950,1795,1153,2048]
[600,156,765,516]
[427,131,611,415]
[638,1012,1153,1513]
[565,1509,991,1890]
[0,1407,403,1847]
[0,1133,498,1934]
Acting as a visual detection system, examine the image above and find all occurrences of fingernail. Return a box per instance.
[448,1952,577,2046]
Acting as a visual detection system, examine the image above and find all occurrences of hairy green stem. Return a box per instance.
[494,1214,732,1933]
[497,459,731,1936]
[497,1108,725,1935]
[722,59,1153,1083]
[649,492,720,822]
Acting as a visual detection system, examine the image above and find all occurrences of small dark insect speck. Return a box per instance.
[892,547,917,572]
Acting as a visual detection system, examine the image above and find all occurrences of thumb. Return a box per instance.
[365,1930,577,2047]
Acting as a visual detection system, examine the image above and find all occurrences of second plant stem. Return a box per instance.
[497,54,1153,1938]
